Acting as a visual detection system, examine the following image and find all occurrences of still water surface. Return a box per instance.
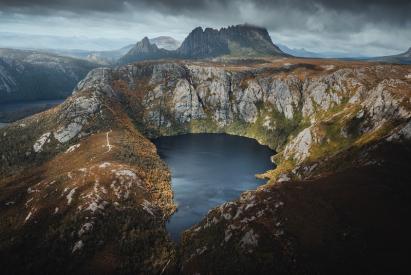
[152,133,275,242]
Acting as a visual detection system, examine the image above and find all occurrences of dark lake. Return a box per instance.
[0,99,64,123]
[152,133,275,242]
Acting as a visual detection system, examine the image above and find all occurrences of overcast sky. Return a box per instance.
[0,0,410,56]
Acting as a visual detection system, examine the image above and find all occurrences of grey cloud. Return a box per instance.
[0,0,410,24]
[0,0,409,56]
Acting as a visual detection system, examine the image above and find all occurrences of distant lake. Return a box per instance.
[152,133,275,242]
[0,99,64,123]
[0,123,8,128]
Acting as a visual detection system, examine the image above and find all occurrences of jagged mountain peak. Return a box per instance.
[118,37,171,64]
[177,23,286,59]
[118,24,288,64]
[135,37,158,52]
[141,36,150,44]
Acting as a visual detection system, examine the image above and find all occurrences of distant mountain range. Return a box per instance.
[278,44,411,64]
[0,48,98,103]
[46,36,181,65]
[277,44,371,59]
[367,47,411,64]
[119,24,288,64]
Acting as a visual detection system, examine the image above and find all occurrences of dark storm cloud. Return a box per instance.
[0,0,410,25]
[0,0,409,55]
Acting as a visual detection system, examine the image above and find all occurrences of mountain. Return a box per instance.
[45,37,180,65]
[118,37,175,64]
[176,27,229,58]
[44,44,134,65]
[83,44,134,64]
[177,24,287,58]
[277,44,373,59]
[0,58,410,273]
[220,24,285,56]
[0,48,99,103]
[118,24,288,64]
[369,47,411,64]
[277,44,323,58]
[150,36,181,51]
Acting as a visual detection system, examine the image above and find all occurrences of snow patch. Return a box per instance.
[99,162,111,168]
[66,187,77,205]
[78,222,93,236]
[114,169,137,179]
[24,211,33,222]
[277,173,290,183]
[141,200,155,216]
[54,122,82,143]
[321,65,335,71]
[72,240,84,253]
[65,143,80,153]
[240,229,259,248]
[33,132,51,152]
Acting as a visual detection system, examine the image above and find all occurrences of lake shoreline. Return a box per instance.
[153,133,275,242]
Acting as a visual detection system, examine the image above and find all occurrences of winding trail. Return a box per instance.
[105,130,113,153]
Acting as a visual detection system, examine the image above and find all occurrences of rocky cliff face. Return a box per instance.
[221,24,285,56]
[118,24,287,64]
[177,24,286,58]
[0,58,410,274]
[177,27,230,58]
[0,48,99,103]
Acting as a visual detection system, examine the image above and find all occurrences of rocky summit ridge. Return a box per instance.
[119,24,287,64]
[0,58,410,274]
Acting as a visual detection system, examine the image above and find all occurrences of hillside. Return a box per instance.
[0,48,99,103]
[0,58,410,274]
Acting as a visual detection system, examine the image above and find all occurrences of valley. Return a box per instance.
[1,0,410,272]
[153,133,274,241]
[0,99,64,123]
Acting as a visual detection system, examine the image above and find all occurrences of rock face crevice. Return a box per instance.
[0,59,410,274]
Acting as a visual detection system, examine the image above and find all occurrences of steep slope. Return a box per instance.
[176,27,230,58]
[0,48,99,103]
[177,24,286,58]
[221,24,285,56]
[0,58,410,274]
[0,70,177,273]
